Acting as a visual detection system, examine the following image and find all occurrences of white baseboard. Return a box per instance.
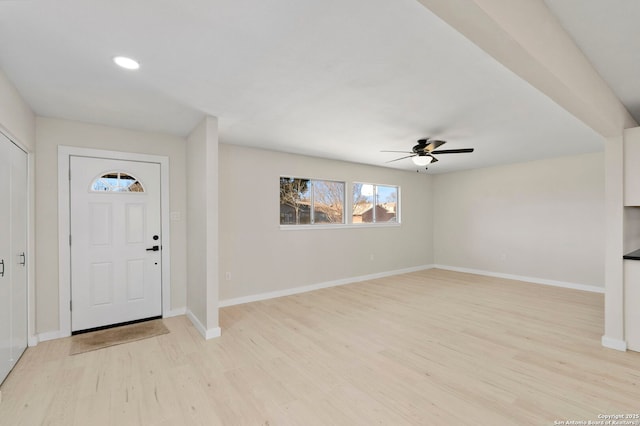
[433,264,605,294]
[219,264,435,307]
[205,326,221,339]
[28,334,39,347]
[601,335,627,351]
[186,309,221,340]
[164,307,186,318]
[38,329,70,343]
[219,263,603,308]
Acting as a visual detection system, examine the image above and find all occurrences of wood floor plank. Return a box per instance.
[1,268,639,425]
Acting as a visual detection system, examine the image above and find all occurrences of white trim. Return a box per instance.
[601,335,627,351]
[219,264,435,307]
[433,264,605,294]
[38,329,69,343]
[280,222,401,231]
[186,309,221,339]
[27,150,37,347]
[219,263,606,309]
[164,307,186,318]
[58,146,171,336]
[27,334,38,347]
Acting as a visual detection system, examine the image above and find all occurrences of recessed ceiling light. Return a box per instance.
[113,56,140,70]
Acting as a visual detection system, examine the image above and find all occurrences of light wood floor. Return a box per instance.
[1,269,639,425]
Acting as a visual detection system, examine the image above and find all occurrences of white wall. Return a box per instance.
[218,144,434,302]
[0,69,35,150]
[604,134,625,347]
[29,117,610,335]
[186,121,207,324]
[186,116,219,338]
[433,152,605,288]
[35,117,188,334]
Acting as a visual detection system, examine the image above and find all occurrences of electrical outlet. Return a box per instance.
[225,272,231,281]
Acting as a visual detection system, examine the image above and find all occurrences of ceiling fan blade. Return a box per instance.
[386,154,416,163]
[428,154,438,163]
[430,148,474,154]
[380,150,413,154]
[425,139,446,152]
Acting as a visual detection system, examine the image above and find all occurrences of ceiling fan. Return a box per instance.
[382,138,474,168]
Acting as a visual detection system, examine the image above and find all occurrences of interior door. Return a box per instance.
[10,138,27,367]
[0,133,28,385]
[70,156,162,332]
[0,135,12,382]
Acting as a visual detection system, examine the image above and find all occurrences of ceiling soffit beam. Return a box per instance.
[415,0,637,138]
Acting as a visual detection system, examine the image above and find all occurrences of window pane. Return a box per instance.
[376,185,398,222]
[120,173,144,192]
[91,172,144,193]
[280,177,311,224]
[313,180,344,224]
[353,183,374,223]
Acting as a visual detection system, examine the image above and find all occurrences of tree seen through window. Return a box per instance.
[280,177,344,225]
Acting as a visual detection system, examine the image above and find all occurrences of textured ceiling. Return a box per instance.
[0,0,610,173]
[545,0,640,124]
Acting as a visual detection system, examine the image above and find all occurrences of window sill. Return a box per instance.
[279,223,401,231]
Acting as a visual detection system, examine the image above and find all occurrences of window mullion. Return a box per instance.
[310,180,315,224]
[373,185,377,223]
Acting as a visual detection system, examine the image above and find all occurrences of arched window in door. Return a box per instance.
[90,171,145,193]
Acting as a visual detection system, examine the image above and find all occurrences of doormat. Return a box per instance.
[69,319,169,355]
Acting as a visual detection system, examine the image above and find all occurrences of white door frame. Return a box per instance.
[58,146,171,337]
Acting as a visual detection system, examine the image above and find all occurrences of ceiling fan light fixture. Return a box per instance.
[412,155,432,166]
[382,138,473,166]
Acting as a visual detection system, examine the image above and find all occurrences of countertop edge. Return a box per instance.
[623,248,640,260]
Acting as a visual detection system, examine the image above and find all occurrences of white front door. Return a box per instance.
[70,156,162,332]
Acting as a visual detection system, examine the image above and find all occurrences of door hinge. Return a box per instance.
[69,234,72,246]
[70,300,72,311]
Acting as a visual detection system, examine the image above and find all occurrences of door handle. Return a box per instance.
[146,245,160,252]
[0,259,4,277]
[19,252,26,266]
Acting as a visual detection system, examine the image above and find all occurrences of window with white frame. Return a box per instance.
[352,183,399,224]
[280,177,345,225]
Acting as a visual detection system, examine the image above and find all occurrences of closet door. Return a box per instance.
[0,132,28,385]
[0,134,12,383]
[10,139,28,365]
